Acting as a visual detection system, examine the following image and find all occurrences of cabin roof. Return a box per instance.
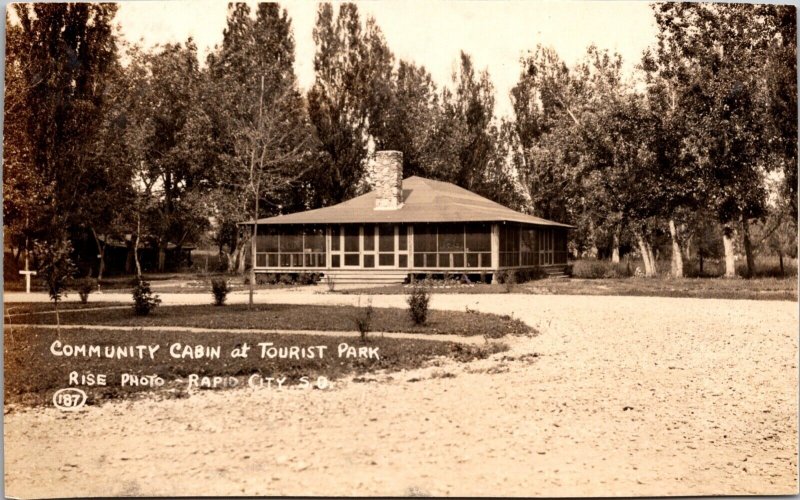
[244,176,572,228]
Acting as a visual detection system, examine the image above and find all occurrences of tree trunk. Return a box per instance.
[646,243,657,276]
[55,298,60,338]
[637,236,656,277]
[229,233,249,274]
[134,214,142,279]
[611,227,620,264]
[90,228,106,281]
[741,219,755,279]
[699,252,705,274]
[249,203,258,309]
[722,225,736,278]
[779,251,785,277]
[157,246,166,273]
[668,219,684,278]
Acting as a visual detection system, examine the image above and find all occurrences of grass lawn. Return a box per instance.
[341,276,797,301]
[4,273,312,294]
[5,326,507,407]
[4,303,534,337]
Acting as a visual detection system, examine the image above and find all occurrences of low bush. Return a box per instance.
[350,298,374,342]
[75,277,97,304]
[504,270,517,292]
[210,278,230,306]
[571,259,633,279]
[132,280,161,316]
[407,284,431,325]
[325,273,336,291]
[297,272,319,285]
[737,257,798,279]
[278,273,294,285]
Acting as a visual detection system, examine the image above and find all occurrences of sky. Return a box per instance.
[116,0,659,117]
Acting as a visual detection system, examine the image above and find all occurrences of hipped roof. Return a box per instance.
[244,176,572,228]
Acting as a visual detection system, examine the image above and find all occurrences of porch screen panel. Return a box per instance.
[555,229,567,264]
[378,224,395,266]
[521,228,536,266]
[286,228,303,268]
[256,226,327,269]
[304,228,326,267]
[465,223,491,268]
[500,224,520,267]
[413,225,436,267]
[255,226,278,268]
[343,226,360,266]
[412,223,491,269]
[438,224,464,268]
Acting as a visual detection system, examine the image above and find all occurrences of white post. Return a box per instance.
[19,255,36,293]
[325,226,332,268]
[491,223,500,283]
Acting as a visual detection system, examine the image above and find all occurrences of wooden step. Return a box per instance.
[322,271,408,285]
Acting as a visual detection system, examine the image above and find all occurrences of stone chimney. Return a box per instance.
[373,150,404,210]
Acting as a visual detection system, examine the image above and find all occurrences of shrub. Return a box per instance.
[75,277,97,304]
[519,267,548,282]
[132,279,161,316]
[350,298,374,342]
[324,273,336,292]
[33,238,77,329]
[571,259,633,279]
[278,273,294,285]
[407,284,431,325]
[504,270,517,292]
[210,278,230,306]
[297,272,318,285]
[494,269,508,284]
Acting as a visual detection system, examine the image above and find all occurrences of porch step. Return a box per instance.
[322,271,409,285]
[539,265,569,279]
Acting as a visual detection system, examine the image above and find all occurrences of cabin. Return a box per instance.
[241,151,570,284]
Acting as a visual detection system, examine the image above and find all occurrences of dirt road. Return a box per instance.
[4,293,798,497]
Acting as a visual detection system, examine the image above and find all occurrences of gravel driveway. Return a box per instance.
[4,293,797,497]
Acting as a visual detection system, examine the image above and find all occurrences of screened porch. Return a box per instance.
[251,222,567,273]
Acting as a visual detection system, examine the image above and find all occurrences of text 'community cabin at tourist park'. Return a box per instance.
[240,151,571,284]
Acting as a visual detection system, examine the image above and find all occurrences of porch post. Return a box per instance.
[491,223,500,283]
[325,225,332,268]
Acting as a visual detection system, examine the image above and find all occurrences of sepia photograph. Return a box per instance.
[2,0,798,497]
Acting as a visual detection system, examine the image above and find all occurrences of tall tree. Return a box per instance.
[307,3,394,207]
[5,3,118,261]
[206,3,316,278]
[650,3,786,278]
[372,60,441,178]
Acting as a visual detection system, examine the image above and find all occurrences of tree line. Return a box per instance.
[4,2,797,280]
